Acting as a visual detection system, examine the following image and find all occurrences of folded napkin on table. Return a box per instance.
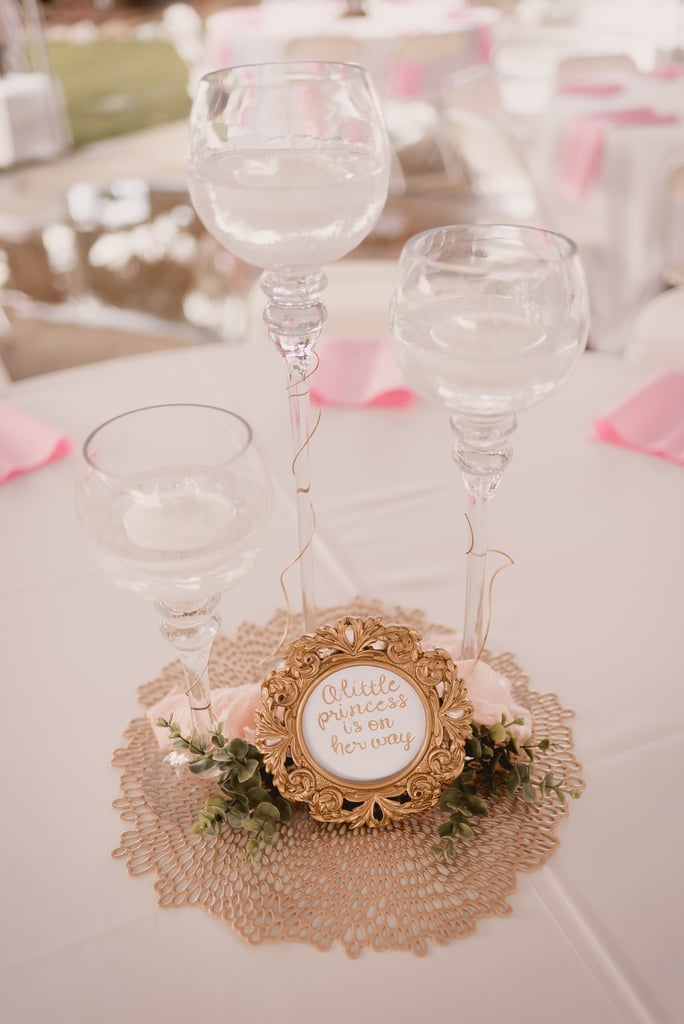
[311,335,414,408]
[557,108,680,199]
[0,400,72,483]
[592,369,684,465]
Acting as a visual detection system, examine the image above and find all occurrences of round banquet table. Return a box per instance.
[205,1,497,100]
[530,70,684,356]
[0,342,682,1023]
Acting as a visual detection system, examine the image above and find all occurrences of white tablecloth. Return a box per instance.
[1,343,683,1022]
[205,1,497,100]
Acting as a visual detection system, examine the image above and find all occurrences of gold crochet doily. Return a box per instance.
[112,600,584,958]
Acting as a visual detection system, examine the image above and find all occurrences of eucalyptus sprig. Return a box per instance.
[433,716,581,862]
[157,715,292,862]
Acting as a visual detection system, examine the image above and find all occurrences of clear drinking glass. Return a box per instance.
[390,225,590,659]
[77,404,271,738]
[187,61,391,632]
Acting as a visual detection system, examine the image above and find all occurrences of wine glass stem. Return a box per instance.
[156,596,220,735]
[262,269,327,635]
[451,413,516,660]
[285,357,317,633]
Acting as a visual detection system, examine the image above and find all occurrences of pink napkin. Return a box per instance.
[311,335,414,408]
[557,108,680,199]
[592,369,684,465]
[558,81,625,97]
[0,400,72,483]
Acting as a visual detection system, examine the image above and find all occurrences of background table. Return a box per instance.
[205,1,497,102]
[530,70,684,353]
[1,343,682,1022]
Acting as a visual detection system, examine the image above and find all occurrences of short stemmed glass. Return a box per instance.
[77,404,271,740]
[391,225,590,659]
[187,61,391,633]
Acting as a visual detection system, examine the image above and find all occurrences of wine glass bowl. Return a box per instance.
[187,62,391,272]
[390,225,590,659]
[391,225,590,419]
[77,404,271,735]
[187,61,391,633]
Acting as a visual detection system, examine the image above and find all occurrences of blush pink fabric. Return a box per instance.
[642,66,684,80]
[557,108,680,199]
[148,682,263,749]
[593,369,684,465]
[0,401,72,483]
[558,81,625,97]
[311,335,414,408]
[457,659,533,742]
[391,60,425,99]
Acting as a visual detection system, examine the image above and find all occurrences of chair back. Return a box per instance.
[662,153,684,286]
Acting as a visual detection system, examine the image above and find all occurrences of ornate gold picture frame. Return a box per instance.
[254,616,473,827]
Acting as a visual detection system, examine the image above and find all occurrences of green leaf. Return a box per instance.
[246,786,270,806]
[212,748,233,763]
[466,737,482,759]
[489,723,506,744]
[507,766,521,794]
[457,821,474,839]
[522,782,536,803]
[205,795,228,813]
[226,810,246,829]
[237,762,259,784]
[439,787,464,812]
[254,802,281,823]
[188,756,215,775]
[465,795,488,817]
[274,796,292,822]
[228,737,249,759]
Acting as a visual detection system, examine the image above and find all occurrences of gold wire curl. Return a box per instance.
[464,514,515,662]
[255,352,322,673]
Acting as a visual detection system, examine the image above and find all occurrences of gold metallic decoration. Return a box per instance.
[253,353,322,674]
[464,513,515,662]
[114,600,585,957]
[254,615,472,827]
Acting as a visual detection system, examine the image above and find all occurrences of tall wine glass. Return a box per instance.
[77,404,271,740]
[390,225,590,659]
[187,61,391,633]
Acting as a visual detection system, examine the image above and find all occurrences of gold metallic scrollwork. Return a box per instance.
[254,616,473,827]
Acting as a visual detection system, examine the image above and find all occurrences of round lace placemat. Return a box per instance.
[112,599,584,957]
